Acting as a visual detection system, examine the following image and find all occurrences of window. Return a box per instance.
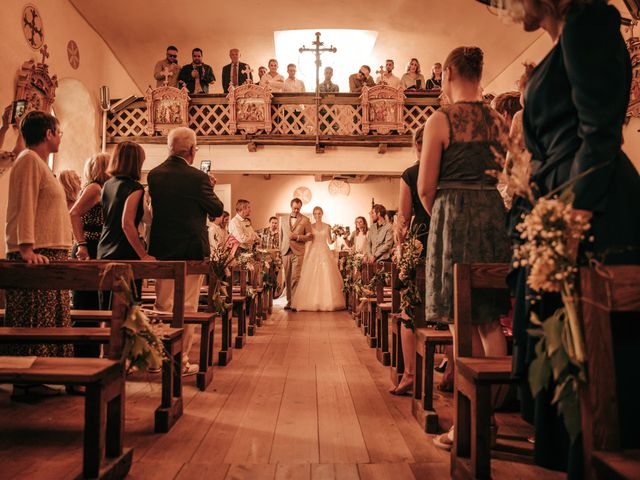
[274,29,378,92]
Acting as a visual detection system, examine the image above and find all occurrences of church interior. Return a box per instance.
[1,0,640,479]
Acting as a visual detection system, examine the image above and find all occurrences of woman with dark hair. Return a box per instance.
[425,62,443,90]
[501,0,640,477]
[417,46,511,449]
[3,111,73,371]
[389,125,431,395]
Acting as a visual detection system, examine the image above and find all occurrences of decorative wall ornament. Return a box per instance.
[293,186,312,205]
[360,85,406,135]
[627,35,640,117]
[67,40,80,69]
[22,4,44,50]
[328,179,350,196]
[144,85,190,135]
[227,84,273,134]
[14,45,58,120]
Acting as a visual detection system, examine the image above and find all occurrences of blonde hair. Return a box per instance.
[58,170,81,206]
[407,58,421,74]
[313,206,324,214]
[83,153,110,186]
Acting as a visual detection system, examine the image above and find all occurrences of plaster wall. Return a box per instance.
[0,0,140,258]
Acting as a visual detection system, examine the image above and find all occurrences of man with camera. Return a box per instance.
[178,48,216,94]
[348,65,375,93]
[153,45,181,88]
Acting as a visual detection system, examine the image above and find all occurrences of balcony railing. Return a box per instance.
[106,92,440,149]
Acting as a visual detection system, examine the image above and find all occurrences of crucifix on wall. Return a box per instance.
[298,32,337,152]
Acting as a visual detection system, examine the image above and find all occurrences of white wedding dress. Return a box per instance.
[291,222,345,311]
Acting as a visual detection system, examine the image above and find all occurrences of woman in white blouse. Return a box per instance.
[344,216,369,254]
[400,58,426,91]
[259,58,285,92]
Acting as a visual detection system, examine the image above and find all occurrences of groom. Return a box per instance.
[280,197,313,310]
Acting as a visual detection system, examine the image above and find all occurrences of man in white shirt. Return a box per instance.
[208,211,229,252]
[284,64,305,92]
[376,59,402,89]
[228,199,259,252]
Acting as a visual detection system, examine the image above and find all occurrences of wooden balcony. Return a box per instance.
[106,92,440,151]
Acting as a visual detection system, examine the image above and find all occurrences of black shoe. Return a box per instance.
[284,305,291,310]
[434,360,447,374]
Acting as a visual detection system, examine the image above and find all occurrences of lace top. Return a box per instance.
[81,183,104,242]
[438,102,507,184]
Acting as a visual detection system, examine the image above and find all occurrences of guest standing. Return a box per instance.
[154,45,180,88]
[178,48,216,94]
[417,46,511,450]
[228,199,260,252]
[401,58,426,91]
[503,1,640,476]
[148,127,224,376]
[319,67,339,93]
[260,59,285,92]
[367,204,394,262]
[284,64,306,92]
[58,169,81,210]
[389,125,431,395]
[69,153,110,355]
[349,66,375,93]
[425,62,443,90]
[222,48,252,93]
[376,59,402,89]
[3,111,72,358]
[344,216,369,254]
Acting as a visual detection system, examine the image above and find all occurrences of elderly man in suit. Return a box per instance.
[279,198,313,310]
[148,127,224,375]
[222,48,253,94]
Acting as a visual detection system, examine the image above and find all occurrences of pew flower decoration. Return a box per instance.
[99,265,166,373]
[331,224,347,237]
[493,130,594,443]
[210,242,234,317]
[392,219,425,331]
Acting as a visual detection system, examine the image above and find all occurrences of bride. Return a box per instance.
[292,206,345,311]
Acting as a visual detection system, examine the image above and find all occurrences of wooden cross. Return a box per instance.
[160,65,174,86]
[39,44,49,65]
[298,32,338,151]
[377,65,386,84]
[242,65,253,84]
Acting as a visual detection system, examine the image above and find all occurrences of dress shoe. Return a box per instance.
[284,305,291,310]
[182,362,199,377]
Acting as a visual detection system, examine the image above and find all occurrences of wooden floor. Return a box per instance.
[0,304,563,479]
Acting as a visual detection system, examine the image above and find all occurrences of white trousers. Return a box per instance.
[155,274,203,364]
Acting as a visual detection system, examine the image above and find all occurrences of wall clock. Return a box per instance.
[328,179,350,196]
[293,186,312,205]
[22,4,44,50]
[67,40,80,69]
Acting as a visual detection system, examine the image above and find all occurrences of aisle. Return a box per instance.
[0,306,563,479]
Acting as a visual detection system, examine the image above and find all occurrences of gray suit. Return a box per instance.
[280,214,313,306]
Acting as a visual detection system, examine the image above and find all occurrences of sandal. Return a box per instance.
[389,374,414,396]
[433,426,454,451]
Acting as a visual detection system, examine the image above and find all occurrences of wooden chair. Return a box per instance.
[0,261,134,479]
[375,261,393,366]
[578,265,640,480]
[451,263,525,480]
[360,263,379,347]
[247,261,262,336]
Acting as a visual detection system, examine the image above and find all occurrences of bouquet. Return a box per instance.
[332,224,347,237]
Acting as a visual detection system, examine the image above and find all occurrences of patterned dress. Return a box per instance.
[424,101,511,324]
[4,249,72,357]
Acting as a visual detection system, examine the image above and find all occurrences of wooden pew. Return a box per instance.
[231,264,248,349]
[578,265,640,480]
[451,263,526,480]
[247,261,262,336]
[0,261,133,479]
[375,261,393,366]
[390,262,403,385]
[360,263,378,347]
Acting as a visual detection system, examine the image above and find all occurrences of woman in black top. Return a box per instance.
[389,126,431,396]
[504,1,640,477]
[98,141,153,262]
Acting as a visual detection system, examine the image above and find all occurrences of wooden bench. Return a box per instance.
[451,263,525,480]
[247,260,262,336]
[0,261,133,479]
[390,262,404,385]
[230,264,248,349]
[578,265,640,480]
[375,261,393,365]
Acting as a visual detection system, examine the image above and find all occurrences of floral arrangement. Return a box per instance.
[332,224,347,237]
[392,220,425,331]
[493,130,593,443]
[210,242,234,317]
[341,252,365,299]
[100,264,166,373]
[256,248,282,291]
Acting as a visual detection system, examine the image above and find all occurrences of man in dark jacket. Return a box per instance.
[222,48,253,93]
[178,48,216,94]
[148,127,223,375]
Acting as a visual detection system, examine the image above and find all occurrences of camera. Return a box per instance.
[200,160,211,173]
[11,100,27,125]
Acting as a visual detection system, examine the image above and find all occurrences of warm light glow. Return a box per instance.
[274,29,378,93]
